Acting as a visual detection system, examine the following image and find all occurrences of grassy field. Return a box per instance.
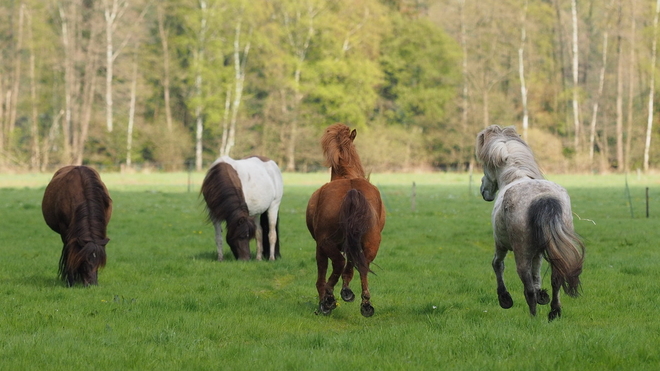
[1,171,659,370]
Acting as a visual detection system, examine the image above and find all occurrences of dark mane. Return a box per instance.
[59,167,110,282]
[201,162,255,257]
[321,123,365,179]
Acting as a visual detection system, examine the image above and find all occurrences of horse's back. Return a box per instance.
[217,156,283,215]
[42,166,111,235]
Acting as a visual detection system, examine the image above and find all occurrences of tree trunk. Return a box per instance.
[27,6,40,171]
[221,18,250,158]
[624,0,636,172]
[518,0,529,142]
[194,0,208,171]
[571,0,581,152]
[9,4,25,136]
[615,2,624,170]
[157,4,173,132]
[589,31,608,165]
[283,4,317,172]
[126,56,138,168]
[460,0,469,136]
[58,3,73,163]
[644,0,660,173]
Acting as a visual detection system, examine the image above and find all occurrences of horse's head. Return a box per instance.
[226,216,256,260]
[68,239,108,287]
[480,171,498,202]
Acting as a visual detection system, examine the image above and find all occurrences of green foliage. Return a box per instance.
[1,173,660,369]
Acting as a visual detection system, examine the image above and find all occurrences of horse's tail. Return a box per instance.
[340,189,373,273]
[529,197,585,297]
[260,212,281,259]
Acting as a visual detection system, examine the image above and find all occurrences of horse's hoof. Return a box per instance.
[498,292,513,309]
[537,289,550,305]
[360,303,375,317]
[548,308,562,321]
[341,287,355,302]
[317,296,337,315]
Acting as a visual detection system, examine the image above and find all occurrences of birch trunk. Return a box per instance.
[589,31,608,164]
[571,0,581,152]
[615,14,624,170]
[126,56,138,168]
[518,0,529,142]
[27,7,40,170]
[8,4,25,135]
[644,0,660,172]
[157,4,173,132]
[221,19,250,158]
[624,0,636,172]
[194,0,208,171]
[460,0,469,133]
[283,5,317,172]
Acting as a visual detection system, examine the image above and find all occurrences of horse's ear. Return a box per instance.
[350,129,357,141]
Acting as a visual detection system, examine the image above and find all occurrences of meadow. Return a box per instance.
[1,171,659,370]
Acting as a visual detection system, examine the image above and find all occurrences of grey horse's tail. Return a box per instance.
[529,197,585,297]
[339,189,373,273]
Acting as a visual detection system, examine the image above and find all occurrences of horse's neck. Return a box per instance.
[331,166,363,180]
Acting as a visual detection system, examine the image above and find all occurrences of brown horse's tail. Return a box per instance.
[340,189,373,273]
[529,197,585,297]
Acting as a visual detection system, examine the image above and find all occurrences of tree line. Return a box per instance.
[0,0,658,173]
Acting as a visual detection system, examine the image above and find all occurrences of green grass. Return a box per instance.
[1,172,659,370]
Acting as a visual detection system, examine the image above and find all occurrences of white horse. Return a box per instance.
[476,125,585,321]
[204,155,283,261]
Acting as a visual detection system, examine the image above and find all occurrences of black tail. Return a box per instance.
[260,212,281,259]
[529,197,585,297]
[340,189,373,273]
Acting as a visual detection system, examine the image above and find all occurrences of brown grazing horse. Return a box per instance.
[306,123,386,317]
[42,166,112,287]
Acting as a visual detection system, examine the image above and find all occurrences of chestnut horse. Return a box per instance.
[476,125,584,321]
[306,123,386,317]
[201,155,283,261]
[42,166,112,287]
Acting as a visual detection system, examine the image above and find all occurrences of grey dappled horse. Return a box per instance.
[476,125,585,321]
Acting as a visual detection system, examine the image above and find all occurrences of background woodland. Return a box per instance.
[0,0,659,173]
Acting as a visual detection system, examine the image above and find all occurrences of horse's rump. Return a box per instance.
[528,196,584,297]
[308,178,384,249]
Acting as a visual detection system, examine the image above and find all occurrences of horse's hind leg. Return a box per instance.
[515,254,538,316]
[316,247,342,315]
[340,261,355,302]
[214,222,224,261]
[358,265,374,317]
[532,253,550,305]
[548,270,563,321]
[255,219,264,261]
[492,247,513,309]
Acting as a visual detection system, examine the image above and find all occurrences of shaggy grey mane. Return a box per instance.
[476,125,544,185]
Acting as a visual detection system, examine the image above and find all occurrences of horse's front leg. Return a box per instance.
[214,222,224,261]
[492,247,513,309]
[255,217,264,261]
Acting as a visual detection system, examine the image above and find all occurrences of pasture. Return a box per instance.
[1,171,659,370]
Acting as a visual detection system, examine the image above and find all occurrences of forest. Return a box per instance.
[0,0,658,173]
